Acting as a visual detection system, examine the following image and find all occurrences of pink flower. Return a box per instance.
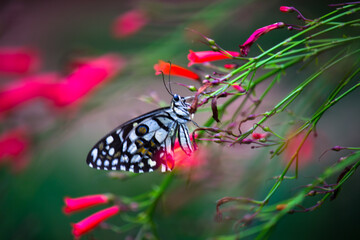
[0,47,41,74]
[239,22,285,56]
[45,54,126,107]
[251,132,268,140]
[112,9,148,38]
[63,194,112,214]
[232,84,245,93]
[279,6,294,13]
[0,73,59,113]
[72,205,120,238]
[0,54,126,113]
[154,60,200,81]
[223,64,238,69]
[0,128,30,172]
[159,134,206,172]
[187,50,240,67]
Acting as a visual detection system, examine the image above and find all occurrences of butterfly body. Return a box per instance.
[86,94,194,173]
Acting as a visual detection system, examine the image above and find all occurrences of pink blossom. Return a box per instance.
[0,47,41,74]
[239,22,285,56]
[45,54,126,107]
[251,132,268,140]
[232,84,245,93]
[0,54,126,113]
[0,73,59,113]
[72,206,120,238]
[112,10,148,38]
[279,6,294,13]
[223,64,238,69]
[187,50,240,67]
[63,194,112,214]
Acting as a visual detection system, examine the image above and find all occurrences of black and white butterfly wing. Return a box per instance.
[86,107,179,173]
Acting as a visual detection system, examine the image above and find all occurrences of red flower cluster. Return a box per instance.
[0,54,125,113]
[63,194,120,238]
[112,9,148,38]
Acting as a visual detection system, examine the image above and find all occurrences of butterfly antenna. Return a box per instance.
[161,70,173,96]
[168,61,173,95]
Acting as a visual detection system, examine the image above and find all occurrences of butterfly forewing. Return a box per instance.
[86,94,194,173]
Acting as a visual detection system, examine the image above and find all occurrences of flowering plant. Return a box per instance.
[1,1,360,239]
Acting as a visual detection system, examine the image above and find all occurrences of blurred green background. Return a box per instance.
[0,0,359,239]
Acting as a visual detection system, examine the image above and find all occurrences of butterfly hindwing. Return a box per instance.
[86,107,179,173]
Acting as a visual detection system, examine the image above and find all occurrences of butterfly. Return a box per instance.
[86,93,194,173]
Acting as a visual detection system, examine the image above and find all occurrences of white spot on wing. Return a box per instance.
[112,159,118,166]
[122,141,127,152]
[104,160,109,166]
[106,136,114,144]
[112,167,117,170]
[131,154,141,163]
[142,132,155,141]
[91,148,98,161]
[96,159,102,166]
[148,159,157,167]
[155,129,168,143]
[89,163,93,168]
[120,155,129,163]
[139,169,144,173]
[120,165,126,171]
[128,143,137,154]
[109,148,115,156]
[138,162,144,168]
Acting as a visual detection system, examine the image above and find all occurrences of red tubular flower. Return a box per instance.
[154,60,200,81]
[187,50,240,67]
[239,22,285,56]
[112,9,148,38]
[0,128,30,171]
[0,73,59,113]
[0,47,41,74]
[63,194,112,214]
[44,54,126,107]
[279,6,294,13]
[72,205,120,238]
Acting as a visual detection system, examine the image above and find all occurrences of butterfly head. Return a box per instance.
[171,94,191,121]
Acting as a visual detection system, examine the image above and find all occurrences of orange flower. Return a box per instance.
[154,60,200,81]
